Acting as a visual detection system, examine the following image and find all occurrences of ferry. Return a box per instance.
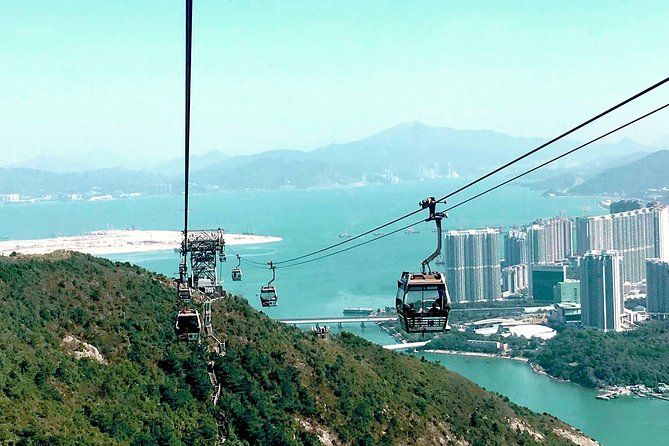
[404,226,419,234]
[343,307,374,316]
[338,232,352,239]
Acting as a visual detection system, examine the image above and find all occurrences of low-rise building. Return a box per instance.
[548,302,582,326]
[553,279,581,304]
[529,263,568,303]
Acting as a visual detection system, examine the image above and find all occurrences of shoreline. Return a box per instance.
[422,349,668,402]
[422,349,530,363]
[0,229,282,256]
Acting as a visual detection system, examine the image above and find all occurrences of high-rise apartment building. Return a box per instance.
[581,250,624,332]
[575,204,669,283]
[444,228,501,303]
[527,217,573,265]
[502,264,528,296]
[646,258,669,319]
[503,230,527,267]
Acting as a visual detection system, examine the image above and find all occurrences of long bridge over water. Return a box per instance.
[277,316,397,327]
[276,305,550,328]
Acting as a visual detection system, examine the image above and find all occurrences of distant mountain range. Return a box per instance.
[0,122,661,197]
[569,150,669,197]
[0,167,171,197]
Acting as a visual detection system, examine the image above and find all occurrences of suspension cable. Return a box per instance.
[267,102,669,270]
[182,0,193,268]
[444,102,669,213]
[266,76,669,265]
[278,220,423,269]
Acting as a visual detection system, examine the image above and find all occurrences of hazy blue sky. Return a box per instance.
[2,0,668,165]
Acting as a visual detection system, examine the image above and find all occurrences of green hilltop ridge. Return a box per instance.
[569,149,669,196]
[0,253,596,445]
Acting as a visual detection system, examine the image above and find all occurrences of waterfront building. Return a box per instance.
[503,230,527,267]
[646,258,669,319]
[581,250,624,332]
[529,263,567,303]
[444,228,501,302]
[526,217,573,265]
[0,194,20,203]
[553,279,581,304]
[575,204,669,283]
[501,263,528,296]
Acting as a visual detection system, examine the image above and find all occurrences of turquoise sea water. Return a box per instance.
[2,179,667,445]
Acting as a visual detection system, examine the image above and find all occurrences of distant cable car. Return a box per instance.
[232,255,243,281]
[219,252,227,263]
[396,197,451,334]
[176,280,192,301]
[260,261,278,307]
[175,308,201,341]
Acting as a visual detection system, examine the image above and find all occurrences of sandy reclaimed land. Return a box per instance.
[0,229,282,256]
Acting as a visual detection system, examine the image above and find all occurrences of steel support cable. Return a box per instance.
[272,209,424,265]
[433,76,669,205]
[183,0,193,258]
[277,220,422,269]
[443,103,669,214]
[273,102,669,270]
[267,76,669,266]
[226,246,276,266]
[239,259,273,270]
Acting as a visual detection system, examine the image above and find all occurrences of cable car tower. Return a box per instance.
[181,228,226,298]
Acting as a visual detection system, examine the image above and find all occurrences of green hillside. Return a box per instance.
[0,253,596,445]
[532,323,669,388]
[569,149,669,196]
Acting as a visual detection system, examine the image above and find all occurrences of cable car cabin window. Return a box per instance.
[260,286,278,307]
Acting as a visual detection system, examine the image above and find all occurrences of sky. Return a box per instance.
[1,0,669,166]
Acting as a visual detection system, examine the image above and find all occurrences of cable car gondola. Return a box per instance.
[175,308,201,341]
[231,254,243,281]
[396,197,451,334]
[176,278,192,301]
[260,261,278,307]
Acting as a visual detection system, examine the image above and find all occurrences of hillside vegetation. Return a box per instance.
[0,253,595,445]
[569,149,669,196]
[532,323,669,388]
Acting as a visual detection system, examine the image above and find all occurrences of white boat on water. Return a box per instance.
[404,226,419,234]
[338,232,352,239]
